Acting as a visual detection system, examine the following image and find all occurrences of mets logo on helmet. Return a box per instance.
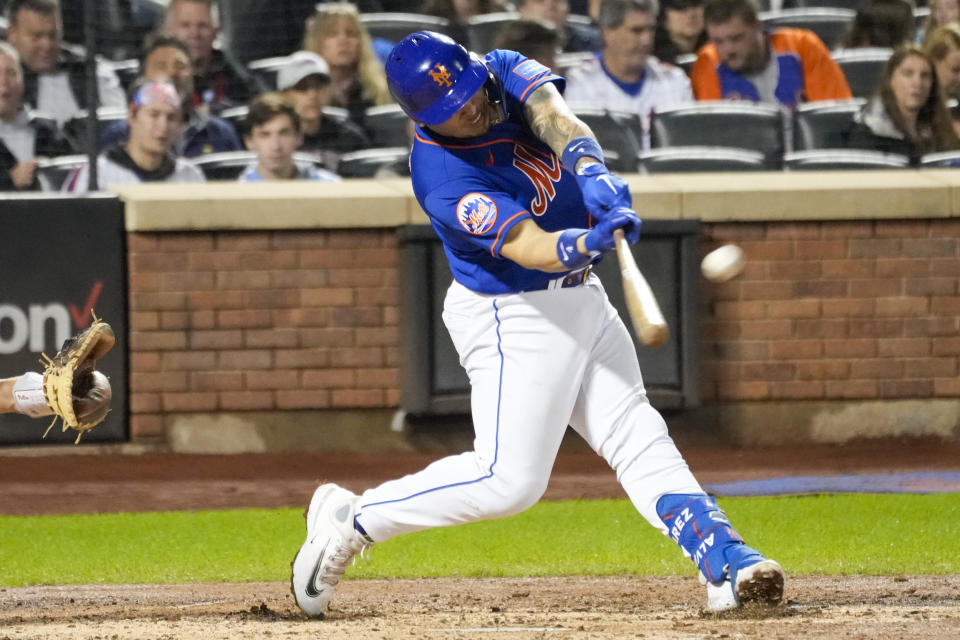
[456,193,498,235]
[429,63,452,87]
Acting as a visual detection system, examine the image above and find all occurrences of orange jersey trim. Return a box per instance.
[519,75,562,102]
[491,211,529,257]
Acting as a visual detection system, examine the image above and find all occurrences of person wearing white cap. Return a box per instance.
[238,91,340,183]
[278,51,369,172]
[63,78,206,192]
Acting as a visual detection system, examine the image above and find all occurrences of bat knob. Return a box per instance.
[641,324,669,348]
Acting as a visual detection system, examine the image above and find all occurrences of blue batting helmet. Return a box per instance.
[385,31,489,126]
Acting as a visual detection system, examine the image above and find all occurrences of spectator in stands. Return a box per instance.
[63,79,205,192]
[4,0,125,125]
[845,44,960,163]
[162,0,263,113]
[99,35,242,158]
[516,0,604,52]
[918,0,959,44]
[421,0,511,47]
[654,0,708,66]
[492,18,563,71]
[565,0,693,145]
[691,0,852,106]
[239,92,340,182]
[924,23,960,131]
[838,0,915,50]
[278,50,369,171]
[0,41,74,191]
[302,2,393,130]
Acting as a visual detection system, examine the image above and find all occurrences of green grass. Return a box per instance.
[0,494,956,587]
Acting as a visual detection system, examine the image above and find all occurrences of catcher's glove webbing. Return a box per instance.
[40,312,116,443]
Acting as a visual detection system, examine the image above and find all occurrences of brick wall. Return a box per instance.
[126,220,960,443]
[127,229,400,440]
[700,219,960,403]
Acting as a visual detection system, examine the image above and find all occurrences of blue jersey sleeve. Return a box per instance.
[485,49,565,104]
[422,178,532,259]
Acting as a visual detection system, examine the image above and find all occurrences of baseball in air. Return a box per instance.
[701,244,746,282]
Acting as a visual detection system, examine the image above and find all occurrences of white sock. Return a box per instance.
[12,372,53,418]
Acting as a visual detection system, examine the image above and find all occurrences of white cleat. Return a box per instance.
[703,559,785,612]
[734,559,785,607]
[704,576,738,612]
[291,483,371,617]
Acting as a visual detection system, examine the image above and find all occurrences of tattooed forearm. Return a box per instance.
[524,83,595,159]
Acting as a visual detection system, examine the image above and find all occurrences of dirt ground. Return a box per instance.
[1,437,958,639]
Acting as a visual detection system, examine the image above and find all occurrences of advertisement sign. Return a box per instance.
[0,195,127,445]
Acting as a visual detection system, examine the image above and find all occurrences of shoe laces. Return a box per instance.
[319,533,372,587]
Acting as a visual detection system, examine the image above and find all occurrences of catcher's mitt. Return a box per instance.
[41,312,116,443]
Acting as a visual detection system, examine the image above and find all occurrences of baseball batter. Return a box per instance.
[292,31,784,616]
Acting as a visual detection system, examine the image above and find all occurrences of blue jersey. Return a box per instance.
[410,50,593,295]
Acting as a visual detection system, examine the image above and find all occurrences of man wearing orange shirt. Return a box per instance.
[690,0,851,107]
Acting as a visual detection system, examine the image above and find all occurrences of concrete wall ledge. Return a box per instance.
[668,399,960,446]
[113,170,960,232]
[159,400,960,454]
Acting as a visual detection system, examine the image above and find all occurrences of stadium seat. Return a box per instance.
[782,0,860,8]
[248,56,291,92]
[58,0,167,60]
[556,51,595,75]
[337,147,411,178]
[365,104,413,148]
[218,105,249,139]
[221,103,351,141]
[792,98,865,150]
[915,7,929,33]
[920,151,960,167]
[565,13,603,46]
[675,53,697,74]
[190,151,329,181]
[103,58,141,92]
[360,13,453,44]
[832,48,891,99]
[217,0,318,62]
[35,155,88,192]
[649,102,785,168]
[760,8,856,49]
[466,12,520,54]
[62,106,130,151]
[572,108,643,173]
[783,149,910,170]
[191,151,258,181]
[322,106,350,123]
[637,147,767,173]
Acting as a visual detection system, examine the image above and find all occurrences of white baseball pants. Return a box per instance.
[355,274,703,542]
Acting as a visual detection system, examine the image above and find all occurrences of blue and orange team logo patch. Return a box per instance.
[429,63,452,87]
[456,193,498,235]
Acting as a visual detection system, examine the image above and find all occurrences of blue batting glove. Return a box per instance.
[583,209,642,254]
[613,207,642,244]
[576,164,633,220]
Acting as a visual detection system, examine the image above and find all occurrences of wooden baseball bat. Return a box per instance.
[613,229,669,348]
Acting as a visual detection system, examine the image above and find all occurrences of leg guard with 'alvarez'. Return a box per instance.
[656,494,785,611]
